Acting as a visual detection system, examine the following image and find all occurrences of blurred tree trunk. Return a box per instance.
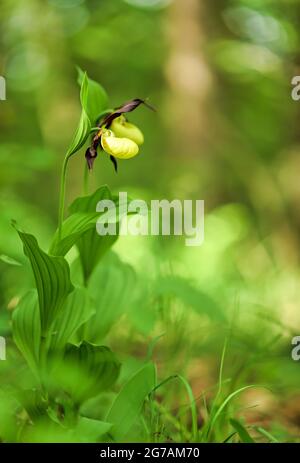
[164,0,212,158]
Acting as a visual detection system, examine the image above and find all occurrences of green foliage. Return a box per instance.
[203,385,257,441]
[69,186,119,281]
[155,275,226,322]
[50,287,94,351]
[106,362,156,441]
[50,211,100,257]
[229,418,254,443]
[17,230,74,336]
[52,186,134,278]
[0,391,18,442]
[74,417,112,443]
[66,72,91,158]
[0,254,22,266]
[1,45,295,443]
[83,251,136,342]
[12,290,41,376]
[51,342,121,403]
[77,67,109,124]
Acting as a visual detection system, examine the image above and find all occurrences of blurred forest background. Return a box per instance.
[1,0,300,441]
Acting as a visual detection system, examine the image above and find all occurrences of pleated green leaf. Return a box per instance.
[50,187,132,279]
[49,207,122,258]
[70,185,112,214]
[17,231,74,335]
[51,342,121,403]
[49,212,100,256]
[69,186,125,281]
[77,68,109,124]
[67,72,91,157]
[12,290,41,375]
[50,287,95,351]
[83,251,136,342]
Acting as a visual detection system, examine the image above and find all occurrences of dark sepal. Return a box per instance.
[85,146,98,170]
[102,98,156,128]
[110,155,118,173]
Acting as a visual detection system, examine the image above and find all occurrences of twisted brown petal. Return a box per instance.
[102,98,155,127]
[85,146,98,170]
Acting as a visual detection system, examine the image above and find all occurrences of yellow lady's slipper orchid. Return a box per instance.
[101,130,139,159]
[110,116,144,146]
[85,98,155,171]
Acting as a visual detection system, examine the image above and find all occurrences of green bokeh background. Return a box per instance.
[1,0,300,440]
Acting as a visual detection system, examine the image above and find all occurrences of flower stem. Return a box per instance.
[83,161,89,196]
[39,333,51,399]
[58,154,69,239]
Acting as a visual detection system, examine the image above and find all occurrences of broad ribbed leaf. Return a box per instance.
[51,342,121,403]
[77,68,109,124]
[70,186,125,281]
[71,186,116,280]
[17,231,74,335]
[12,290,41,375]
[50,287,95,351]
[83,252,136,342]
[49,212,99,256]
[67,72,91,157]
[49,207,123,258]
[17,389,47,420]
[69,185,112,214]
[50,187,132,278]
[106,362,156,441]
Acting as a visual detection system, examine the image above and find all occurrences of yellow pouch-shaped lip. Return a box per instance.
[111,116,144,146]
[101,131,139,159]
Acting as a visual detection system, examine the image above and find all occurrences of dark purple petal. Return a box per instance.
[116,98,146,113]
[85,128,103,169]
[109,155,118,173]
[101,112,121,128]
[85,146,98,170]
[102,98,155,127]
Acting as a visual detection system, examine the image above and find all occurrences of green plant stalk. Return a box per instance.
[217,337,228,400]
[39,334,51,399]
[83,162,89,196]
[200,338,228,441]
[206,385,256,441]
[58,154,70,240]
[177,375,198,442]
